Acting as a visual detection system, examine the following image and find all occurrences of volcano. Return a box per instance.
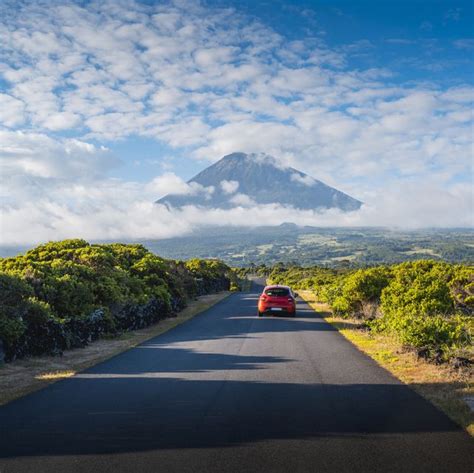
[157,152,362,211]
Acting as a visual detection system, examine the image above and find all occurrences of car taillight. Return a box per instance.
[260,295,267,301]
[288,297,294,303]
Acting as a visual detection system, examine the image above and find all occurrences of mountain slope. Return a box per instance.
[157,152,362,211]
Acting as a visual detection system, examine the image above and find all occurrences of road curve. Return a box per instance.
[0,280,473,472]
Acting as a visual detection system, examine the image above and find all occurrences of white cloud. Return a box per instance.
[0,94,26,127]
[291,173,315,186]
[229,193,255,207]
[1,173,472,247]
[220,180,239,194]
[43,111,81,131]
[151,88,185,108]
[145,173,192,198]
[0,130,117,180]
[194,47,237,68]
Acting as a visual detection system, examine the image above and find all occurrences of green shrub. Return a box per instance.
[372,312,471,360]
[265,259,473,362]
[0,274,62,357]
[371,261,471,359]
[0,311,25,351]
[448,265,474,314]
[380,261,454,318]
[0,273,31,347]
[331,267,391,318]
[0,240,233,361]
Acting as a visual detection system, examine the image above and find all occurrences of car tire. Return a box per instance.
[258,311,263,317]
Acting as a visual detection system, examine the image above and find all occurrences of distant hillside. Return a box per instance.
[141,226,474,267]
[157,152,362,211]
[1,227,472,266]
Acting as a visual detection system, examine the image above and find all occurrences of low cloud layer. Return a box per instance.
[220,180,239,195]
[1,146,472,246]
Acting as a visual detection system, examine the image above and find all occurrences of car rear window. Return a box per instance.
[265,287,290,297]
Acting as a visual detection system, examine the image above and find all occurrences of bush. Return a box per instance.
[185,259,232,294]
[373,312,470,359]
[449,266,474,315]
[380,261,454,318]
[372,261,472,359]
[0,273,31,351]
[0,272,69,359]
[331,267,391,319]
[265,260,473,362]
[0,240,234,361]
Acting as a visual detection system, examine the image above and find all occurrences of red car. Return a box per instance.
[258,285,298,317]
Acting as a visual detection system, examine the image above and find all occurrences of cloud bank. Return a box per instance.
[0,0,473,245]
[1,148,472,246]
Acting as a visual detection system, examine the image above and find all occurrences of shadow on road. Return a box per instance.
[80,346,293,374]
[1,376,467,458]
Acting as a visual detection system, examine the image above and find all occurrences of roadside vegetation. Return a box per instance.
[268,261,473,365]
[0,239,240,362]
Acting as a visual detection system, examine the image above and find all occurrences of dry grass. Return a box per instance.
[0,291,231,406]
[36,370,76,380]
[299,290,474,436]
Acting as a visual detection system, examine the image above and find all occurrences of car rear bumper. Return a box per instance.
[258,305,295,314]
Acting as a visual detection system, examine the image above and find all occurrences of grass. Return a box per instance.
[299,290,474,436]
[297,234,340,246]
[36,370,76,380]
[403,247,441,257]
[0,291,231,406]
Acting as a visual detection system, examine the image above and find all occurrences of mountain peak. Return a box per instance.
[219,152,277,166]
[221,152,248,160]
[157,152,362,212]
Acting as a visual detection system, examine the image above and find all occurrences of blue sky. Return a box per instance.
[0,0,473,244]
[109,0,474,182]
[109,0,474,183]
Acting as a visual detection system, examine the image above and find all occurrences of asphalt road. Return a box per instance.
[1,280,473,472]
